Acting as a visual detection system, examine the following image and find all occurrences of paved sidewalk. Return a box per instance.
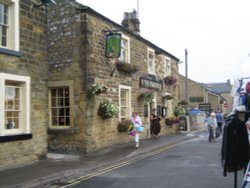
[0,131,205,188]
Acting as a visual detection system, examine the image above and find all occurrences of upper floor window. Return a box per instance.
[119,35,130,63]
[119,85,131,120]
[164,57,171,77]
[0,73,30,136]
[48,80,74,130]
[0,0,19,51]
[147,48,155,75]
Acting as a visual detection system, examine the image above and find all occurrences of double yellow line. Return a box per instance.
[50,139,191,188]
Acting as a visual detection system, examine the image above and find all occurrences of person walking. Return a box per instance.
[150,108,161,139]
[215,111,224,133]
[208,112,218,142]
[131,112,144,148]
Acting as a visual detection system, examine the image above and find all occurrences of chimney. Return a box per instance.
[227,79,231,85]
[121,9,140,35]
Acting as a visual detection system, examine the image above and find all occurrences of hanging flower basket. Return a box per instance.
[116,61,139,73]
[178,99,189,106]
[98,100,119,119]
[164,75,177,85]
[165,117,180,126]
[117,120,131,132]
[88,83,107,95]
[164,95,174,100]
[138,92,153,103]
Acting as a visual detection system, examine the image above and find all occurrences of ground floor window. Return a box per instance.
[119,85,131,120]
[0,73,30,136]
[48,80,74,129]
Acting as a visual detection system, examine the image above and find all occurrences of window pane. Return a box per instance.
[49,87,70,127]
[51,89,57,97]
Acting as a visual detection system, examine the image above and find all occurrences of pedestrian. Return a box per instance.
[131,112,144,148]
[150,108,161,139]
[208,112,218,142]
[215,111,224,133]
[246,117,250,144]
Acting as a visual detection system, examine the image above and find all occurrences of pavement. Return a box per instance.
[0,130,206,188]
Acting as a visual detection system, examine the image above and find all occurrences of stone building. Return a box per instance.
[0,0,48,168]
[0,0,181,169]
[46,0,180,153]
[178,74,221,114]
[203,80,233,113]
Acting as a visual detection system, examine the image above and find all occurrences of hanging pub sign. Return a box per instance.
[105,32,121,58]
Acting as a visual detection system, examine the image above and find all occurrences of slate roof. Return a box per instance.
[202,82,232,94]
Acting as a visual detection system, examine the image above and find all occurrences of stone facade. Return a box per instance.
[178,74,221,112]
[0,0,48,168]
[46,0,180,153]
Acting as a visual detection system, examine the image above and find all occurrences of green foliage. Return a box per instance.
[98,100,119,119]
[88,83,107,95]
[116,61,139,73]
[138,92,153,103]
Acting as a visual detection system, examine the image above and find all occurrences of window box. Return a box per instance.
[116,61,139,73]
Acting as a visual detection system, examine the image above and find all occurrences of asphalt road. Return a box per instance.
[68,132,245,188]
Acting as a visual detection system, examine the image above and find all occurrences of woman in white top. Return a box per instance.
[131,112,144,148]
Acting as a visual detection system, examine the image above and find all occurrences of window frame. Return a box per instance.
[48,80,74,130]
[119,85,131,120]
[0,0,19,51]
[119,34,130,64]
[164,56,171,77]
[0,73,30,136]
[147,47,155,75]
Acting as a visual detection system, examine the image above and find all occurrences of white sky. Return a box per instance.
[76,0,250,83]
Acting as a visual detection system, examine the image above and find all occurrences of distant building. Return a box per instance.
[202,79,233,113]
[178,74,221,114]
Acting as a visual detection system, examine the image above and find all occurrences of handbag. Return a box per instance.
[128,130,135,136]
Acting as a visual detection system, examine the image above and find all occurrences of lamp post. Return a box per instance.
[185,49,188,102]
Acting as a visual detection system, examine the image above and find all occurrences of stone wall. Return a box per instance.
[0,0,48,168]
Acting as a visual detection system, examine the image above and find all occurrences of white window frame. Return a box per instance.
[119,85,131,120]
[0,0,19,51]
[164,57,171,77]
[147,47,155,75]
[119,34,130,64]
[164,98,173,117]
[0,73,30,136]
[48,80,74,130]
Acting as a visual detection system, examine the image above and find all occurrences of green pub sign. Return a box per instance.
[105,32,121,58]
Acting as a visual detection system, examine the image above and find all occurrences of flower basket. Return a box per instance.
[98,100,119,119]
[178,99,188,106]
[116,61,139,73]
[88,83,107,95]
[164,95,174,100]
[164,76,177,85]
[138,92,153,103]
[165,117,179,126]
[118,120,131,132]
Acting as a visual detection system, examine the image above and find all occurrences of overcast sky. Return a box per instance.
[76,0,250,83]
